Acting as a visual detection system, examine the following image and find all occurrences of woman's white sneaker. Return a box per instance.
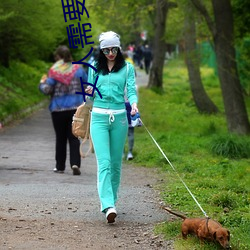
[105,207,117,223]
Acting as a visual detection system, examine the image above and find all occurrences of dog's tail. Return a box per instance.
[162,206,187,220]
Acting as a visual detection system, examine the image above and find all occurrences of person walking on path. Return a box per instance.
[85,31,138,223]
[123,52,137,160]
[39,45,87,176]
[143,44,152,75]
[125,100,136,160]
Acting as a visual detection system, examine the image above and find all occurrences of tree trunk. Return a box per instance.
[212,0,250,134]
[147,0,168,89]
[191,0,250,134]
[184,4,218,114]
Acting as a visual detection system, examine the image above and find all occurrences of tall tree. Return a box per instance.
[191,0,250,134]
[148,0,177,89]
[184,1,218,114]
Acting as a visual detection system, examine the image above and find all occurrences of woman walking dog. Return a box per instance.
[86,31,138,223]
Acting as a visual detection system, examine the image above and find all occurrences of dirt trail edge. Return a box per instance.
[0,73,173,250]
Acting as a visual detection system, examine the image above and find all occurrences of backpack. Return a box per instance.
[72,101,93,158]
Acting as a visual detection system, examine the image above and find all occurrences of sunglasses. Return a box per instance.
[102,47,119,55]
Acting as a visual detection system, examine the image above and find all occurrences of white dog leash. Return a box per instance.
[139,118,209,218]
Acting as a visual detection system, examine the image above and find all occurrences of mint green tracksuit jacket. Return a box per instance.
[88,62,138,212]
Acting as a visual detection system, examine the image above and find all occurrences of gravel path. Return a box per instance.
[0,70,174,250]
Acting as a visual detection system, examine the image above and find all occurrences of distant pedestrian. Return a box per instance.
[125,101,135,160]
[143,44,152,74]
[134,45,144,69]
[85,31,138,223]
[123,52,138,161]
[39,45,87,175]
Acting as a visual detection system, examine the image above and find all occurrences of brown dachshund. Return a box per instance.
[163,207,231,249]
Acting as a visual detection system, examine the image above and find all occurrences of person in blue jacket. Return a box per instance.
[39,45,87,176]
[86,31,138,223]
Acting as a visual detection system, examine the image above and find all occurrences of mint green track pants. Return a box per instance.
[90,111,128,212]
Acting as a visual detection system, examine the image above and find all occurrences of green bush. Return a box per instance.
[210,135,250,159]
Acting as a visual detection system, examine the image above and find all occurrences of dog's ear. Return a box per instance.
[213,231,217,240]
[227,230,230,240]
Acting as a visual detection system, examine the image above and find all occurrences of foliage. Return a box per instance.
[232,0,250,95]
[164,1,183,44]
[0,0,97,66]
[165,0,212,44]
[232,0,250,39]
[90,0,155,46]
[129,58,250,249]
[0,0,65,65]
[236,37,250,95]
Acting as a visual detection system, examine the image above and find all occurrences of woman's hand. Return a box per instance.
[85,86,93,95]
[131,103,138,116]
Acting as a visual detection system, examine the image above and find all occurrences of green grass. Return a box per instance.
[129,59,250,250]
[0,60,50,123]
